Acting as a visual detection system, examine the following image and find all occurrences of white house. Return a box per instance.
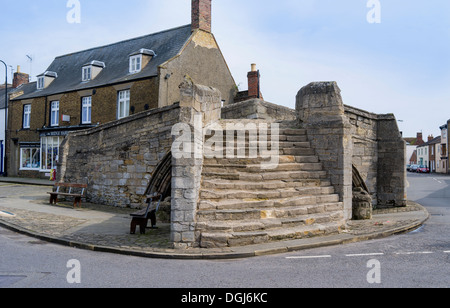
[437,123,448,174]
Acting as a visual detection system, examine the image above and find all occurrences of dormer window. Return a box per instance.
[129,55,142,74]
[82,66,91,81]
[82,61,105,82]
[129,49,156,74]
[37,77,44,90]
[36,71,57,90]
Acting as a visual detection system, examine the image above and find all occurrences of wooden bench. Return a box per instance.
[130,193,162,235]
[47,183,87,208]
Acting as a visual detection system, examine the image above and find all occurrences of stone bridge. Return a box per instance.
[58,79,406,249]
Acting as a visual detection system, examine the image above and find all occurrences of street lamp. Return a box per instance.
[0,60,8,176]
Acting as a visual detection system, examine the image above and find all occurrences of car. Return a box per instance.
[417,165,429,173]
[406,164,411,171]
[409,164,419,172]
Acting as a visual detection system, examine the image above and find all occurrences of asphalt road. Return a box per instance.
[0,173,449,289]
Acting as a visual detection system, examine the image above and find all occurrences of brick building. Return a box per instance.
[437,122,448,174]
[417,135,441,172]
[1,67,30,174]
[7,0,236,178]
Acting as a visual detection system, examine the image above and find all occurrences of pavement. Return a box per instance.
[0,177,429,260]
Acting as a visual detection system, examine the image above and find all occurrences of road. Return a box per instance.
[0,173,449,289]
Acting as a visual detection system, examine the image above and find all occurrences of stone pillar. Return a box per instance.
[296,82,353,220]
[377,115,407,207]
[170,77,221,248]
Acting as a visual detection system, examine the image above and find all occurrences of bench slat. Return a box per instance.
[47,192,83,197]
[55,183,88,188]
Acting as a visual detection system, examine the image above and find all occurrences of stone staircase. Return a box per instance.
[197,120,346,248]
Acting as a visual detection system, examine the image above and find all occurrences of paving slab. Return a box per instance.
[0,181,429,259]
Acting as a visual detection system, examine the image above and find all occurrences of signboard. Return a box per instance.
[39,130,69,137]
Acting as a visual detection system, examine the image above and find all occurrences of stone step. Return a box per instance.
[206,135,308,143]
[213,122,307,136]
[201,179,331,191]
[200,186,335,200]
[196,210,344,233]
[199,221,345,248]
[203,155,318,165]
[198,194,340,212]
[202,170,328,181]
[202,162,323,174]
[280,148,316,156]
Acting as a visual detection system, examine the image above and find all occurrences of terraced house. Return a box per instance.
[7,0,235,178]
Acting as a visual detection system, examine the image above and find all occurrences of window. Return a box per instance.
[82,66,92,81]
[50,101,59,127]
[20,148,40,170]
[41,136,62,171]
[81,96,92,124]
[129,55,142,73]
[23,104,31,129]
[37,77,44,90]
[117,90,130,119]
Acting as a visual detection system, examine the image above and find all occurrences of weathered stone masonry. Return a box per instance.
[58,80,406,249]
[296,82,406,217]
[57,104,180,208]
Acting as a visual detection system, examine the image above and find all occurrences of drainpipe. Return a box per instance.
[0,60,8,176]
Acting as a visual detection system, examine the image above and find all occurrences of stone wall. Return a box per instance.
[157,29,236,108]
[376,114,407,207]
[345,105,406,207]
[296,81,406,217]
[344,105,379,204]
[296,82,353,220]
[171,78,222,248]
[221,98,296,122]
[57,104,180,208]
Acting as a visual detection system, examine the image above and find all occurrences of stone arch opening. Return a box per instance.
[352,164,369,192]
[352,164,372,220]
[146,151,172,200]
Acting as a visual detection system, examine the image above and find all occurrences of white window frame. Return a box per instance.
[37,77,44,90]
[23,104,31,129]
[40,136,62,172]
[117,90,130,119]
[50,101,59,127]
[81,96,92,124]
[20,147,41,171]
[82,66,92,81]
[129,55,142,73]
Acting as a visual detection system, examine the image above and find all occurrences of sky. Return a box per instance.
[0,0,449,138]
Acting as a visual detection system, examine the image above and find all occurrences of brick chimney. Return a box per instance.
[192,0,212,32]
[12,65,29,88]
[247,63,262,99]
[416,132,424,145]
[428,135,434,142]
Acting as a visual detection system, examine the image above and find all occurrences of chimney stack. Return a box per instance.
[428,135,434,142]
[247,63,261,99]
[192,0,212,32]
[416,132,424,145]
[13,65,30,88]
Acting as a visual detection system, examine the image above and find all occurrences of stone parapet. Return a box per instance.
[221,98,296,122]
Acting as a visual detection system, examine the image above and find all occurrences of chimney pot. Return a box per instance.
[251,63,257,72]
